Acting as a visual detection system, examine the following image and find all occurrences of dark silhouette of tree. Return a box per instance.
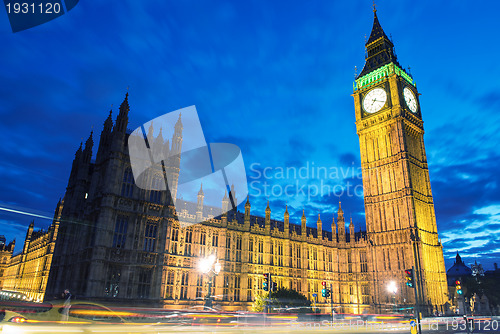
[463,274,500,310]
[270,287,311,313]
[252,288,312,313]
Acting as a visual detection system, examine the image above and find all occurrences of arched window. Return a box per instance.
[138,268,152,299]
[180,272,189,299]
[112,215,128,248]
[144,221,158,252]
[165,271,175,299]
[121,168,134,197]
[149,176,163,203]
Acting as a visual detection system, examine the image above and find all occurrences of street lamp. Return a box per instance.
[198,254,221,308]
[387,281,397,314]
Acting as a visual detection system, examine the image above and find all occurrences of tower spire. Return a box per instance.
[244,195,251,218]
[147,122,154,139]
[357,7,400,78]
[104,109,113,131]
[301,209,307,239]
[171,113,183,153]
[284,205,289,234]
[82,131,93,163]
[265,200,271,232]
[85,131,93,147]
[317,213,322,239]
[114,92,130,133]
[119,92,129,116]
[337,200,344,219]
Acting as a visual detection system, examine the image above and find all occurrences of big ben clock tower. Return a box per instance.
[353,8,448,313]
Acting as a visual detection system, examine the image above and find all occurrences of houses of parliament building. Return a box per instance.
[1,9,449,314]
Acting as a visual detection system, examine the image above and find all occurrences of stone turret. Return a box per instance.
[96,109,113,164]
[265,201,271,234]
[301,210,307,239]
[317,213,322,240]
[222,190,229,213]
[196,184,204,222]
[331,215,337,243]
[284,205,289,235]
[337,202,345,243]
[349,217,355,242]
[244,196,251,229]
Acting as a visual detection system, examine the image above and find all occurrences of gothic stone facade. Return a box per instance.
[2,218,59,302]
[352,9,449,311]
[0,237,15,290]
[44,10,448,314]
[43,93,372,313]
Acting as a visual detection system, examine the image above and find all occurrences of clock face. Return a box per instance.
[363,87,387,113]
[403,87,418,113]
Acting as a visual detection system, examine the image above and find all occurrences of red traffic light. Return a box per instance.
[322,281,326,286]
[263,273,269,279]
[455,280,461,285]
[405,269,412,275]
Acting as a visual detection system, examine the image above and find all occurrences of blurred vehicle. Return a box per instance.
[0,300,128,325]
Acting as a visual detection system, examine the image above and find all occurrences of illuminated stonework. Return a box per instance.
[354,63,415,91]
[41,94,372,313]
[352,9,449,311]
[160,202,371,313]
[0,237,15,290]
[3,8,450,316]
[1,212,60,302]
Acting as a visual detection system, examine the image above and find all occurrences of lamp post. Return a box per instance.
[387,281,397,314]
[198,254,221,308]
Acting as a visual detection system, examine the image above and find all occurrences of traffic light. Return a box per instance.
[321,281,331,298]
[263,273,270,291]
[405,269,415,288]
[271,281,277,292]
[455,280,463,295]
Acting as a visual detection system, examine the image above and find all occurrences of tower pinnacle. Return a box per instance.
[357,8,400,78]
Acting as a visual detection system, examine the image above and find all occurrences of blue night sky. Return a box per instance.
[1,1,499,271]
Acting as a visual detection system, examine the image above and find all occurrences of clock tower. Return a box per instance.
[353,8,448,313]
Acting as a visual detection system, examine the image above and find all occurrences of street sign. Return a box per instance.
[410,319,417,334]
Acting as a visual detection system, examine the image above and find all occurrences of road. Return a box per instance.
[1,319,499,334]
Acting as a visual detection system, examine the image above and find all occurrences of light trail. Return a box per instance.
[0,206,52,220]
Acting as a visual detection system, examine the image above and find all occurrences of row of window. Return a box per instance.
[163,270,370,303]
[105,266,152,299]
[112,215,158,252]
[113,217,369,274]
[121,168,167,204]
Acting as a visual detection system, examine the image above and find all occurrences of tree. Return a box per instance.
[462,274,500,312]
[251,292,270,312]
[462,276,480,299]
[252,288,311,313]
[270,287,311,313]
